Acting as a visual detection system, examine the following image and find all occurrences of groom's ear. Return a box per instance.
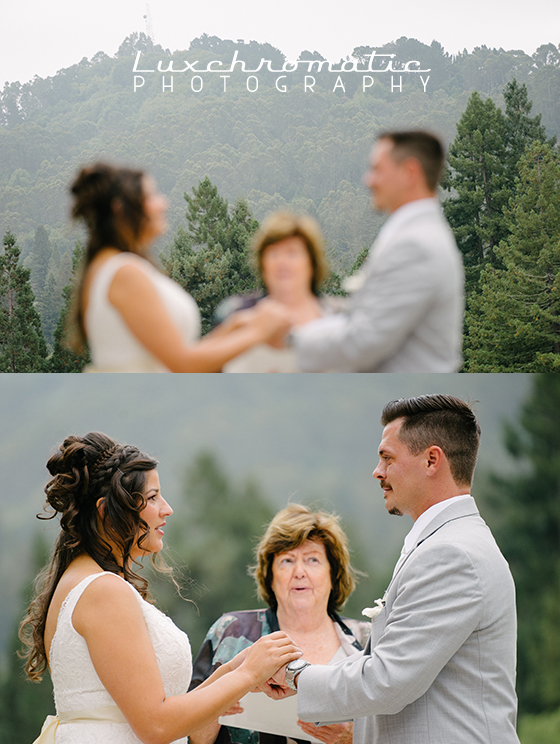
[425,446,445,476]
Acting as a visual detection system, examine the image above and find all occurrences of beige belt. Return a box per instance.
[33,705,127,743]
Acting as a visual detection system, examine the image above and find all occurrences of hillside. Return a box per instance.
[2,33,559,272]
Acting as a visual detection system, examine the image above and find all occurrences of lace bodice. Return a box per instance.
[85,252,201,372]
[49,572,192,743]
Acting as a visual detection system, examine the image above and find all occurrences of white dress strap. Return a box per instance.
[56,572,122,625]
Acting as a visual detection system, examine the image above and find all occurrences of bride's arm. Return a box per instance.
[73,574,300,744]
[107,264,289,372]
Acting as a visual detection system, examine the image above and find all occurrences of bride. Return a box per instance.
[21,432,301,744]
[66,163,290,372]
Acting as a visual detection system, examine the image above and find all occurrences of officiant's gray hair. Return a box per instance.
[381,394,481,487]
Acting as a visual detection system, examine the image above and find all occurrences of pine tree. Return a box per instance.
[47,242,90,372]
[442,91,509,283]
[147,451,274,656]
[0,230,47,372]
[503,79,550,186]
[0,534,53,744]
[223,198,260,296]
[184,177,230,251]
[37,270,60,349]
[163,179,259,334]
[480,375,560,713]
[443,81,551,298]
[30,225,52,299]
[464,142,560,372]
[37,247,73,350]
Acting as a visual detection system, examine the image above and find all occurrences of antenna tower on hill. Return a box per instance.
[143,4,155,43]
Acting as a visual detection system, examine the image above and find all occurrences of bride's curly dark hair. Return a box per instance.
[19,432,159,682]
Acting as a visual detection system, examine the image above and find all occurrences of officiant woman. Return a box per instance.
[189,504,370,744]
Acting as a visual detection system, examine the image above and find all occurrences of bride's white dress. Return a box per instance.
[85,253,201,372]
[49,572,192,743]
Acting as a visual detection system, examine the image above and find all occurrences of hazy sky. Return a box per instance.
[2,0,558,86]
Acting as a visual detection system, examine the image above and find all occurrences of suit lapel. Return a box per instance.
[388,497,480,587]
[363,497,482,657]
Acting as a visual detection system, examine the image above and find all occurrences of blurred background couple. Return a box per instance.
[68,129,464,373]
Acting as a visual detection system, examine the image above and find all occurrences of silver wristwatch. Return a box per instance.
[285,658,311,691]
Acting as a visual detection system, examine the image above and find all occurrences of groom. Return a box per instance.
[291,131,464,372]
[264,394,520,744]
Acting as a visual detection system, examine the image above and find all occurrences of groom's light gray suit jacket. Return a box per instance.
[294,199,464,372]
[297,498,520,744]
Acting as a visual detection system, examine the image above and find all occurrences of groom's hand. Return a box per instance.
[254,665,295,699]
[256,679,296,700]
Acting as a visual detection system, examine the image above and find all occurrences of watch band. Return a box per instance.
[285,660,311,691]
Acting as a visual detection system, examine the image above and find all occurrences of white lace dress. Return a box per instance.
[49,573,192,743]
[85,253,201,372]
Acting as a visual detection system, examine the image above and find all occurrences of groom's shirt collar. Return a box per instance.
[402,493,472,555]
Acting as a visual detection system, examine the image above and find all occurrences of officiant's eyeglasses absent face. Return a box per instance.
[271,540,333,615]
[253,212,328,296]
[261,237,315,295]
[253,504,356,613]
[373,418,430,520]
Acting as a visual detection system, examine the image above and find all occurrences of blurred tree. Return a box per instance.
[163,178,259,334]
[115,32,168,58]
[184,177,230,250]
[480,374,560,713]
[30,226,52,299]
[48,242,90,372]
[464,142,560,372]
[442,91,509,286]
[518,707,560,744]
[0,533,53,744]
[0,230,47,372]
[37,271,60,349]
[38,247,72,350]
[503,79,550,184]
[444,81,550,299]
[150,451,275,656]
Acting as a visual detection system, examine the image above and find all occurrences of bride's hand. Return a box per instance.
[208,308,256,336]
[239,631,301,687]
[247,299,292,343]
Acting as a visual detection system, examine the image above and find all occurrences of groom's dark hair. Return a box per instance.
[377,130,445,190]
[381,394,481,487]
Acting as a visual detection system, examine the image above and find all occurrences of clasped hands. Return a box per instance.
[254,659,295,700]
[228,632,352,744]
[224,298,294,348]
[253,645,353,744]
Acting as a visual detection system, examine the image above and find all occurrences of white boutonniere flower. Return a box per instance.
[362,598,385,619]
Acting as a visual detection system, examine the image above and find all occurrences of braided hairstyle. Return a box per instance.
[66,162,148,352]
[20,432,158,681]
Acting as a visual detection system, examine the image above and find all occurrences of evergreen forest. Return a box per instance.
[1,32,560,370]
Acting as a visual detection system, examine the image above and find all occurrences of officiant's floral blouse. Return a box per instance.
[190,608,369,744]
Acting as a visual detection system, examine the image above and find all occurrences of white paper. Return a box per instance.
[219,692,323,743]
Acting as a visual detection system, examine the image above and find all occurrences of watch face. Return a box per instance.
[288,658,308,672]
